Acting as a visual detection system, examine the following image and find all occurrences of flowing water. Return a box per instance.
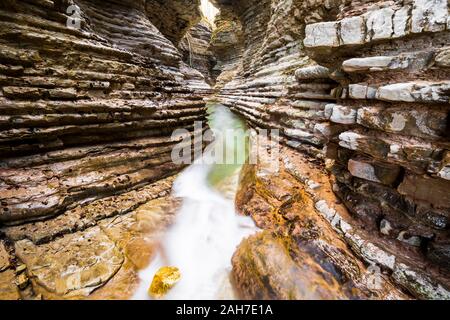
[133,103,258,300]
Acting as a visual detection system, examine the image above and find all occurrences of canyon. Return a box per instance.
[0,0,449,300]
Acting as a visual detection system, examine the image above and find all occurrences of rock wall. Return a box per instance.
[179,18,217,85]
[304,0,450,297]
[233,136,409,300]
[213,0,450,299]
[210,4,244,87]
[0,0,208,224]
[1,0,449,301]
[145,0,202,45]
[0,0,208,299]
[213,0,340,157]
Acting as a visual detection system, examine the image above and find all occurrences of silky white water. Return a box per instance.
[133,104,258,300]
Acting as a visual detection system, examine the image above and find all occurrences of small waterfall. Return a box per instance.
[133,104,258,300]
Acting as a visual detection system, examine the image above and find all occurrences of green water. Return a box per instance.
[205,103,250,187]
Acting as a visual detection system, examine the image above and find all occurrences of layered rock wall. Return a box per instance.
[213,0,450,299]
[145,0,202,45]
[0,0,208,299]
[179,18,217,85]
[213,0,340,157]
[0,0,207,225]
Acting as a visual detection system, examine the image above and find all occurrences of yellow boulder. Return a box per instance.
[148,266,181,298]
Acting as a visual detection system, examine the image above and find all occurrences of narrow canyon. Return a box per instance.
[0,0,449,300]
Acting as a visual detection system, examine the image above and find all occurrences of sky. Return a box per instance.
[200,0,220,26]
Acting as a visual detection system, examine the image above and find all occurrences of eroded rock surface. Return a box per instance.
[0,0,208,224]
[1,0,449,301]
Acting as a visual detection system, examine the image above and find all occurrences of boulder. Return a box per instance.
[231,232,350,300]
[148,267,181,298]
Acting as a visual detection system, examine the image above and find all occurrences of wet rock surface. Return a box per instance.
[146,0,203,45]
[233,136,410,300]
[0,175,180,299]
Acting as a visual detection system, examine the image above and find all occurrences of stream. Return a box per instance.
[133,103,259,300]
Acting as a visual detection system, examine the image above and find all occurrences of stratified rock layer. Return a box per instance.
[180,18,217,85]
[213,0,450,299]
[0,0,207,299]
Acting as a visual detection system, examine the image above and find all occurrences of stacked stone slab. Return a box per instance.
[303,0,450,297]
[213,0,450,299]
